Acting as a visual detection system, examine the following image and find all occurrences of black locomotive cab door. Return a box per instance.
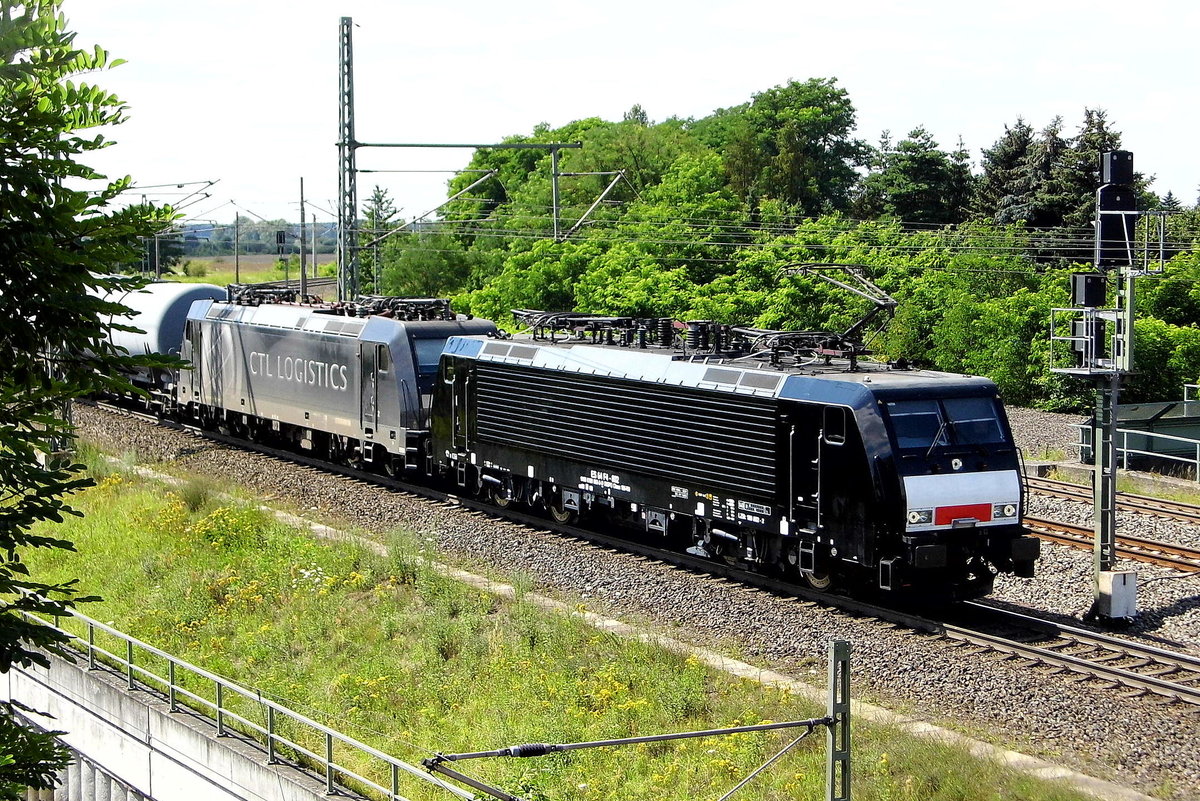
[360,344,378,436]
[452,361,471,450]
[819,405,870,563]
[814,405,849,530]
[787,407,822,533]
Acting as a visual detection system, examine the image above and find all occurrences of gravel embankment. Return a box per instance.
[76,404,1200,800]
[997,408,1200,653]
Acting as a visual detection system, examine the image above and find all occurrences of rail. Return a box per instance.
[19,605,472,801]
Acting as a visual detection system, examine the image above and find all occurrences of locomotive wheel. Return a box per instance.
[548,498,577,525]
[803,571,834,591]
[491,484,514,509]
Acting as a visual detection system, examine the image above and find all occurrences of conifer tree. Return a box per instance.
[973,119,1035,222]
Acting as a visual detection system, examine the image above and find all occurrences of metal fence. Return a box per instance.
[21,606,852,801]
[22,607,472,801]
[1077,423,1200,479]
[1073,383,1200,480]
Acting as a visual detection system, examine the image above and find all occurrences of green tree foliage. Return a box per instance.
[1139,252,1200,326]
[1123,317,1200,403]
[976,117,1075,229]
[0,3,172,793]
[380,230,477,298]
[973,119,1035,222]
[1158,191,1184,213]
[691,78,866,215]
[1019,118,1072,227]
[442,118,611,235]
[359,185,400,294]
[557,114,701,199]
[974,110,1133,263]
[1056,109,1125,229]
[391,80,1198,411]
[855,128,974,225]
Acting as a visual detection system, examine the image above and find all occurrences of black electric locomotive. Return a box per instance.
[430,313,1038,599]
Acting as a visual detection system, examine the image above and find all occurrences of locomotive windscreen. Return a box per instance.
[885,396,1007,449]
[474,362,779,496]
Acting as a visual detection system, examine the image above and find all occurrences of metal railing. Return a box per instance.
[21,607,472,801]
[1077,423,1200,479]
[21,604,853,800]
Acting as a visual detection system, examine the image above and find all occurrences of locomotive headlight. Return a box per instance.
[992,503,1018,519]
[908,509,932,525]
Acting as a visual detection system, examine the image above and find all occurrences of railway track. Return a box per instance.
[1027,474,1200,524]
[950,603,1200,707]
[87,400,1200,709]
[1024,475,1200,572]
[1024,515,1200,573]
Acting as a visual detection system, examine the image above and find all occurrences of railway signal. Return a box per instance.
[1051,150,1165,622]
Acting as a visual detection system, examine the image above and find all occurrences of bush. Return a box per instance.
[181,260,207,278]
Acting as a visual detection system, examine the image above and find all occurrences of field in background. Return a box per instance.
[173,254,337,287]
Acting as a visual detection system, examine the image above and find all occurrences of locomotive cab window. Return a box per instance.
[412,338,447,377]
[943,397,1006,444]
[885,397,1006,449]
[885,400,948,449]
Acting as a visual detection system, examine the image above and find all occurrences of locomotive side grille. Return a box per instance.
[475,363,778,495]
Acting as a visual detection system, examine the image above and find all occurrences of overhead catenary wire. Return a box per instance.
[417,206,1104,241]
[415,210,1197,255]
[178,204,1195,273]
[172,185,1196,281]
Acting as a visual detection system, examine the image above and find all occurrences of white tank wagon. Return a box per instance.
[88,279,225,402]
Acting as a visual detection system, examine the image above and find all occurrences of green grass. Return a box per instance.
[171,255,337,286]
[1025,447,1068,463]
[20,468,1096,801]
[1044,463,1200,505]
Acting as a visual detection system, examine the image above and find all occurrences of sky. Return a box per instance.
[64,0,1199,226]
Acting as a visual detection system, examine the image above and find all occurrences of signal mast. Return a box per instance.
[1051,150,1166,622]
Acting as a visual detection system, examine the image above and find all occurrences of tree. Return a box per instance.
[380,230,475,298]
[1018,117,1071,228]
[973,119,1034,222]
[0,4,173,795]
[622,104,649,125]
[1056,109,1124,230]
[1158,191,1184,213]
[855,127,972,225]
[359,186,399,294]
[694,78,867,215]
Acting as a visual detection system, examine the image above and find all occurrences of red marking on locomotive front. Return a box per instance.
[934,503,992,526]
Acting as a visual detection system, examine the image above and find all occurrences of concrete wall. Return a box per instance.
[2,653,358,801]
[22,747,151,801]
